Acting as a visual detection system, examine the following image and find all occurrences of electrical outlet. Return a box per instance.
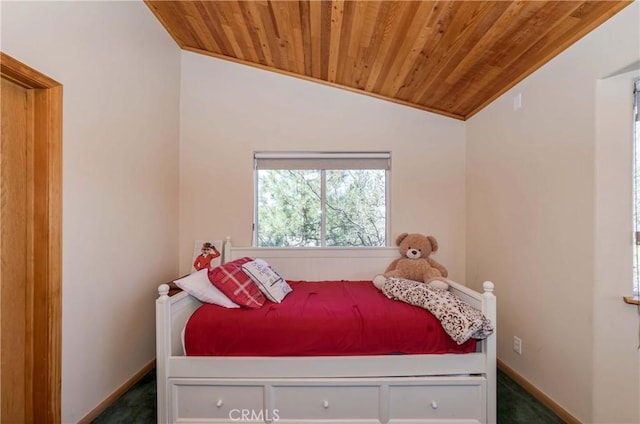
[513,336,522,355]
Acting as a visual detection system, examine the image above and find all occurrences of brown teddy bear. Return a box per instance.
[373,232,449,290]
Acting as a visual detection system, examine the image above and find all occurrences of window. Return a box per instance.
[254,152,390,247]
[633,79,640,295]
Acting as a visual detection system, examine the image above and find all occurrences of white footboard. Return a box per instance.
[157,239,497,423]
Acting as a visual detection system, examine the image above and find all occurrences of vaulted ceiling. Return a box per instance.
[145,1,631,120]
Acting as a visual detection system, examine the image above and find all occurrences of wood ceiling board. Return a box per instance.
[145,0,633,120]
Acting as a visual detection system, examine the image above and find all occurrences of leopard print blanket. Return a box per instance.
[381,277,494,345]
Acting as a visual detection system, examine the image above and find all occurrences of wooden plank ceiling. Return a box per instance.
[145,1,631,120]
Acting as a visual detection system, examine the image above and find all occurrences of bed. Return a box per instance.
[156,238,497,423]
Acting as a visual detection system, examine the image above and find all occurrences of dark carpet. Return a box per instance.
[93,369,564,423]
[497,370,564,423]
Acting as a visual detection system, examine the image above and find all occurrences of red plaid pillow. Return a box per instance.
[208,257,265,309]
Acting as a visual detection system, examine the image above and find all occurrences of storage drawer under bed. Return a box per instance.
[388,380,485,423]
[272,384,380,421]
[170,381,265,422]
[168,377,485,423]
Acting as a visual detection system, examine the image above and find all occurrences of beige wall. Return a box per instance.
[466,3,639,423]
[0,1,181,422]
[179,51,467,279]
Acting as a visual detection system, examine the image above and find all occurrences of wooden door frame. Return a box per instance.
[1,52,62,423]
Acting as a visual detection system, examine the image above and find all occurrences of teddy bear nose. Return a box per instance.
[411,249,418,255]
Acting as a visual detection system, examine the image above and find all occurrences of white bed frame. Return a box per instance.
[156,238,496,424]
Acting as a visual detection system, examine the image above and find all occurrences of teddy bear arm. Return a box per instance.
[427,258,448,278]
[383,269,404,278]
[384,258,401,273]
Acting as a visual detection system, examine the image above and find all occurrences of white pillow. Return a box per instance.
[241,259,292,303]
[173,269,239,308]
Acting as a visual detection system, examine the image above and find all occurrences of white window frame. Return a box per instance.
[253,152,391,247]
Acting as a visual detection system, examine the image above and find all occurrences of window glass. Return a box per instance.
[256,169,321,247]
[325,169,386,246]
[254,153,389,247]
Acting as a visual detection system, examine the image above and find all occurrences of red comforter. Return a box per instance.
[184,280,476,356]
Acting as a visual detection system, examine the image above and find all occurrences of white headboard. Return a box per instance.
[223,237,399,281]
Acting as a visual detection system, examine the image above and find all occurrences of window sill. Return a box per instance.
[623,295,640,305]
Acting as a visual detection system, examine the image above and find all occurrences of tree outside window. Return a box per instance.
[254,153,389,247]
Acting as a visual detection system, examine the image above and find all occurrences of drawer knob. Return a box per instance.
[216,399,223,408]
[322,400,330,409]
[431,400,438,410]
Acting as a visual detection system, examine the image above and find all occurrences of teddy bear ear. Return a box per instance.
[428,236,439,252]
[395,233,409,246]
